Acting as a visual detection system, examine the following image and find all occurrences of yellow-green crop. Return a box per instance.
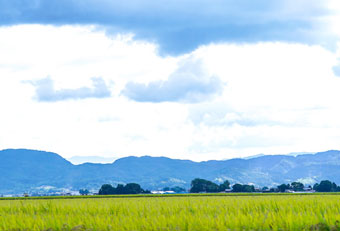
[1,194,340,230]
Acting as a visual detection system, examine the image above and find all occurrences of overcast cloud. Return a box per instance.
[0,0,337,54]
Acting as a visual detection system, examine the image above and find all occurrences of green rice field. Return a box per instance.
[1,194,340,230]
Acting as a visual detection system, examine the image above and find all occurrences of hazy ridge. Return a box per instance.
[1,149,340,194]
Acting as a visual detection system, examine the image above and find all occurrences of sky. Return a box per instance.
[1,0,340,161]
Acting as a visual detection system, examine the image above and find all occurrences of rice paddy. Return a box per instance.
[1,194,340,230]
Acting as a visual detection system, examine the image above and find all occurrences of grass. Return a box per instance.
[1,194,340,230]
[2,192,340,201]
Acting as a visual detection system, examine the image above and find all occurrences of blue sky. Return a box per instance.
[0,0,340,160]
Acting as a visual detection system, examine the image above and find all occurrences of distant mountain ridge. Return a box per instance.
[1,149,340,194]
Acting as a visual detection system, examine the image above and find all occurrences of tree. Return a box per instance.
[99,183,147,195]
[232,184,243,192]
[190,178,205,193]
[219,180,231,191]
[317,180,333,192]
[332,183,338,192]
[277,184,290,192]
[231,184,255,192]
[242,185,255,192]
[115,184,125,194]
[291,182,304,192]
[79,189,89,195]
[124,183,142,194]
[99,184,115,195]
[142,189,151,194]
[312,181,340,192]
[269,188,276,192]
[206,182,219,192]
[314,180,335,192]
[190,178,219,193]
[314,180,331,192]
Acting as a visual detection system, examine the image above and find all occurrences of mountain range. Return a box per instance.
[1,149,340,194]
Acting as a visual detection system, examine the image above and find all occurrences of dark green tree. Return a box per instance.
[232,184,243,192]
[336,186,340,192]
[124,183,142,194]
[242,185,255,192]
[115,184,125,194]
[219,180,231,191]
[190,178,219,193]
[277,184,290,192]
[291,182,304,191]
[206,182,219,192]
[314,180,333,192]
[99,183,147,195]
[332,183,338,192]
[98,184,115,195]
[190,178,205,193]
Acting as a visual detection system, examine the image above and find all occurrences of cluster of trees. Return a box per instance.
[95,179,340,196]
[98,183,150,195]
[97,183,187,195]
[190,178,256,193]
[313,180,340,192]
[189,178,340,193]
[190,178,230,193]
[162,186,186,193]
[275,180,340,193]
[277,182,305,192]
[232,184,255,192]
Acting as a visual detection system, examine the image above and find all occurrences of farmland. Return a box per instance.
[1,194,340,230]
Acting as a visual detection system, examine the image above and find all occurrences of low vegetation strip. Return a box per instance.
[1,195,340,230]
[2,192,340,201]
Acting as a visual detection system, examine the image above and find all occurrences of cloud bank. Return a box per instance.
[30,77,111,102]
[0,0,336,54]
[1,21,340,160]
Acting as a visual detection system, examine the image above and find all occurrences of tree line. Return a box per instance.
[95,179,340,195]
[189,178,255,193]
[98,183,150,195]
[190,178,340,193]
[277,180,340,193]
[190,178,231,193]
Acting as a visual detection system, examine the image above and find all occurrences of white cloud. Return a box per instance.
[1,25,340,161]
[122,59,224,103]
[27,76,111,101]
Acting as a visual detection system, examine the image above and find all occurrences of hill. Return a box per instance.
[1,149,340,194]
